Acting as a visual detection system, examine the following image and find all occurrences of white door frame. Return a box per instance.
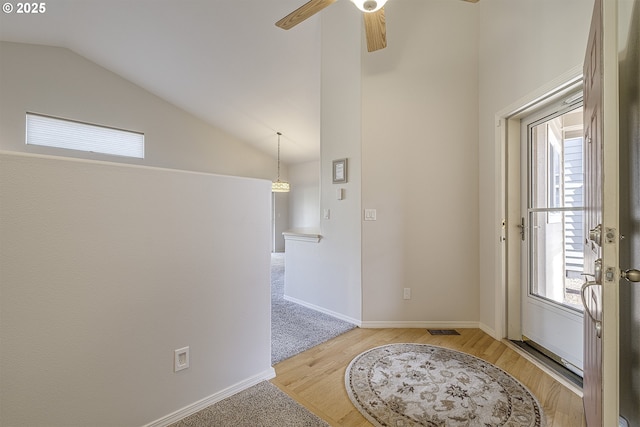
[494,65,583,341]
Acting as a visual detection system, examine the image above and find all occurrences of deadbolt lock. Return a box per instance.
[589,224,602,246]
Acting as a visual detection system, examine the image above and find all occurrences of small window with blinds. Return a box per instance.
[26,113,145,159]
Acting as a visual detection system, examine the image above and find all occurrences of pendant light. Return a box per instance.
[272,132,290,193]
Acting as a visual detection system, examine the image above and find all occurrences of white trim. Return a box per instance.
[479,322,498,340]
[495,64,584,119]
[142,368,276,427]
[0,150,265,184]
[282,229,322,243]
[360,321,479,329]
[283,295,361,326]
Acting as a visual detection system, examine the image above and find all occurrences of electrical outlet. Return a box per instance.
[174,346,190,372]
[364,209,377,221]
[403,288,411,300]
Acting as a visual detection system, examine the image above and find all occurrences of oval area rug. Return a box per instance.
[345,343,545,427]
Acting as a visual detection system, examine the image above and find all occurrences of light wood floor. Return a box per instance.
[271,328,586,427]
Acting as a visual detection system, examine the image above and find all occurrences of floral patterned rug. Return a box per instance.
[345,343,545,427]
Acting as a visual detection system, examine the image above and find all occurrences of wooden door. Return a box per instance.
[582,0,620,425]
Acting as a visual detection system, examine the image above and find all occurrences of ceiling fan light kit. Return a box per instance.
[350,0,388,13]
[276,0,478,53]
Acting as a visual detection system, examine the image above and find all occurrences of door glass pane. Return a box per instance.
[529,106,584,311]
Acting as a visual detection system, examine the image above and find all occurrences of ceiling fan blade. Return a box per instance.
[275,0,337,30]
[363,7,386,52]
[461,0,479,3]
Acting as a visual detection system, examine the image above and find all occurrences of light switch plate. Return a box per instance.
[323,209,330,220]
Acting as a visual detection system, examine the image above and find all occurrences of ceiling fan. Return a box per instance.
[276,0,479,53]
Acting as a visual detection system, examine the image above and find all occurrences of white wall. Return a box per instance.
[361,0,479,325]
[477,0,594,335]
[288,161,320,230]
[0,152,273,426]
[282,0,598,332]
[0,41,283,180]
[287,0,480,327]
[282,1,363,323]
[0,41,280,426]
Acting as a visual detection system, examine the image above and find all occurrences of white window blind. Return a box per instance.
[26,113,144,158]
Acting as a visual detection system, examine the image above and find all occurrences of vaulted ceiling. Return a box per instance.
[0,0,325,164]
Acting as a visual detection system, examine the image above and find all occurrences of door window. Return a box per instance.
[527,106,585,312]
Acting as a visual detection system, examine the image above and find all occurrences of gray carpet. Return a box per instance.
[271,253,356,364]
[170,381,329,427]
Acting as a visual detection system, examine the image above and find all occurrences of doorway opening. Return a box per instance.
[520,95,585,380]
[272,192,289,253]
[499,69,586,390]
[270,252,356,364]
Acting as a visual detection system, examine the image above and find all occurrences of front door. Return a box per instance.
[618,0,640,423]
[582,0,620,425]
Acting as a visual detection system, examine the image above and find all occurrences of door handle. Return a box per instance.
[584,258,603,284]
[581,280,602,338]
[621,269,640,283]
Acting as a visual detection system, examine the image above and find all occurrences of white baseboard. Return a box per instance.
[360,320,480,329]
[479,322,498,339]
[143,367,276,427]
[283,295,361,326]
